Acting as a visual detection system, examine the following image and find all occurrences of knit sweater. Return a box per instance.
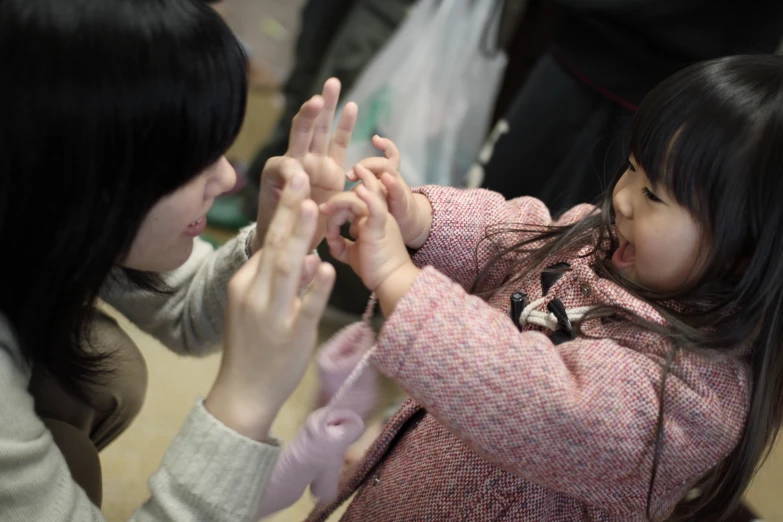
[0,226,281,522]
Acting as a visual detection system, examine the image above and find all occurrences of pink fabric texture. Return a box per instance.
[304,185,752,522]
[316,321,378,420]
[257,407,365,518]
[257,301,379,518]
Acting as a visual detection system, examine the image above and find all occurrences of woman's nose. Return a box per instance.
[205,156,237,199]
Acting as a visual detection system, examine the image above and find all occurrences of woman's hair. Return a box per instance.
[0,0,247,401]
[474,54,783,520]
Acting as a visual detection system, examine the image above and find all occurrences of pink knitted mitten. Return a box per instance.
[316,321,378,420]
[256,296,380,518]
[257,408,364,518]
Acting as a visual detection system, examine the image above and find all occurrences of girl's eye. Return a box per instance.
[627,160,637,172]
[643,187,662,203]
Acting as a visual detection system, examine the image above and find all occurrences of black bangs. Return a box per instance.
[0,0,248,405]
[626,55,783,273]
[127,0,249,195]
[2,0,247,203]
[0,0,247,270]
[85,0,249,198]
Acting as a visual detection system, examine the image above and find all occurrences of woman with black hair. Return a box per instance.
[0,0,356,520]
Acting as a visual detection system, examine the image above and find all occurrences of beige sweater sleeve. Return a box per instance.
[0,317,279,521]
[100,225,256,357]
[0,226,284,521]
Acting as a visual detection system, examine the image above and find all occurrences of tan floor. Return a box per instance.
[97,2,783,520]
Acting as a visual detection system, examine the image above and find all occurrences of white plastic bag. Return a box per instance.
[336,0,508,187]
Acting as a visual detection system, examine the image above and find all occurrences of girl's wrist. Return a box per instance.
[406,193,433,250]
[376,263,421,316]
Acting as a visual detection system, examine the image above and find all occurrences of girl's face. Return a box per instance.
[611,156,708,293]
[121,157,236,272]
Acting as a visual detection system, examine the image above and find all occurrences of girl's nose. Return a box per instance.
[612,174,634,221]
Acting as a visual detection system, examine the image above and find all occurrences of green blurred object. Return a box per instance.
[206,194,250,230]
[199,233,223,249]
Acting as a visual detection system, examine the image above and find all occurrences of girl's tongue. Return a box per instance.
[612,241,636,270]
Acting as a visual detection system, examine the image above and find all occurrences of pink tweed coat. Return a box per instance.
[306,186,751,521]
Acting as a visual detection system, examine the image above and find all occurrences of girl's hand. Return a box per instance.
[253,78,358,252]
[321,164,421,316]
[347,136,432,249]
[206,171,336,441]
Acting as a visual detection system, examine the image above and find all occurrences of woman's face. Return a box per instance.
[121,157,236,272]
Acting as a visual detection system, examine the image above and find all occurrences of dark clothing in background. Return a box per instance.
[481,0,783,214]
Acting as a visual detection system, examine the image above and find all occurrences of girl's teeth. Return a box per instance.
[190,218,202,227]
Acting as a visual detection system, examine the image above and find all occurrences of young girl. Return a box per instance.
[314,54,783,521]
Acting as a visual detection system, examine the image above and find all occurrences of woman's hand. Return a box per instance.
[253,78,358,252]
[347,136,433,249]
[320,164,421,316]
[206,171,336,442]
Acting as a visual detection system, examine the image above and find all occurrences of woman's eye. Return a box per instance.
[643,187,662,202]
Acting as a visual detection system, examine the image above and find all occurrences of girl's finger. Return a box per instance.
[296,263,336,328]
[356,184,387,233]
[381,172,409,210]
[319,192,369,217]
[329,102,358,166]
[325,207,360,241]
[353,157,396,177]
[327,235,354,264]
[372,135,401,169]
[354,164,386,203]
[310,78,340,155]
[287,96,324,159]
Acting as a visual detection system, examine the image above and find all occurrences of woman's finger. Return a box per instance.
[310,78,340,155]
[287,95,324,159]
[329,102,358,167]
[299,254,321,289]
[256,173,309,294]
[269,200,319,323]
[296,263,336,329]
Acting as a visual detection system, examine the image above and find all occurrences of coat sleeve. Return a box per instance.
[370,267,750,515]
[409,186,556,292]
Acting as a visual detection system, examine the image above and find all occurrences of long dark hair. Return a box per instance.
[474,55,783,520]
[0,0,247,402]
